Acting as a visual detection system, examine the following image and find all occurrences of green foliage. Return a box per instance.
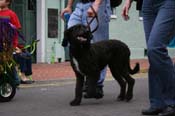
[0,40,16,76]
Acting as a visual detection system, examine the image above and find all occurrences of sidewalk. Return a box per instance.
[31,58,150,81]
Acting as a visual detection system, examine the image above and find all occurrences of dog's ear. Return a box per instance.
[62,29,70,47]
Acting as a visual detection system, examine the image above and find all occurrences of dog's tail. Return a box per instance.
[129,63,140,75]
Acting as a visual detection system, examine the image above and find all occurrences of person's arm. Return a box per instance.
[15,47,22,53]
[87,0,102,17]
[60,0,74,19]
[11,11,21,29]
[66,0,74,8]
[94,0,102,5]
[121,0,133,21]
[10,11,22,48]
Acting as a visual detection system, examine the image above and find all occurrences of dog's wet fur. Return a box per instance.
[63,24,140,106]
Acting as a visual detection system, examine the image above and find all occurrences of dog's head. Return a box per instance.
[63,24,93,48]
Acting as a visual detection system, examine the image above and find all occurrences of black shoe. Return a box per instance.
[83,85,88,92]
[142,107,163,115]
[95,86,104,99]
[159,105,175,116]
[84,86,104,99]
[21,80,33,84]
[15,80,21,86]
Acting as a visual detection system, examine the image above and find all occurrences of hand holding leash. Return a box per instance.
[87,3,99,17]
[86,5,99,33]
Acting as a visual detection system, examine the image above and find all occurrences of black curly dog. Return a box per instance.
[63,24,140,106]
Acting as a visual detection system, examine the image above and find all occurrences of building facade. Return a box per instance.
[11,0,175,63]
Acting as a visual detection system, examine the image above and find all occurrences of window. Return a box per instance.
[48,9,58,38]
[28,0,36,10]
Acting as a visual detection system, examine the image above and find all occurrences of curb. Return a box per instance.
[19,72,148,88]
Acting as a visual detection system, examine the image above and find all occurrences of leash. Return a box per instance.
[86,5,99,33]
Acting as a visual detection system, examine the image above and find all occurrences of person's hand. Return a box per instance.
[15,47,22,53]
[87,3,99,17]
[121,0,132,21]
[60,7,72,20]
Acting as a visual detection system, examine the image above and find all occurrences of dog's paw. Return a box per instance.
[70,99,81,106]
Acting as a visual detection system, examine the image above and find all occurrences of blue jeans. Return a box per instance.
[142,0,175,109]
[68,0,111,86]
[14,51,32,76]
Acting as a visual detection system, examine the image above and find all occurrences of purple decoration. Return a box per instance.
[0,18,15,51]
[0,18,25,52]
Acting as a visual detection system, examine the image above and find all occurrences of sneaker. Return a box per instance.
[84,86,104,99]
[142,107,163,115]
[159,105,175,116]
[83,85,88,92]
[20,80,33,84]
[95,86,104,99]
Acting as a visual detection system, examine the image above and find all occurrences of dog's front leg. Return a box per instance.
[70,73,84,106]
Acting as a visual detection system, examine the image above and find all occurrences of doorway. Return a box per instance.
[11,0,37,62]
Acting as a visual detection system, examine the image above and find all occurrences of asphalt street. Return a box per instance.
[0,73,149,116]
